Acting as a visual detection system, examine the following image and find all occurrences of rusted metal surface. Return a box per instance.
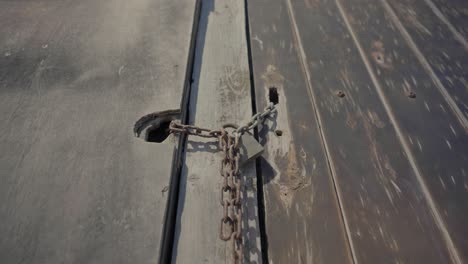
[387,0,468,126]
[340,0,468,261]
[248,0,467,263]
[248,0,354,263]
[291,0,454,261]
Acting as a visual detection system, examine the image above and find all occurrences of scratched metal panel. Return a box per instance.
[339,0,468,262]
[430,0,468,38]
[248,0,459,262]
[0,0,198,263]
[388,0,468,125]
[247,0,353,263]
[287,0,455,262]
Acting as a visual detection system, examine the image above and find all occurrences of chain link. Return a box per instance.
[169,102,276,139]
[169,102,276,263]
[219,128,243,263]
[235,102,276,136]
[168,123,221,138]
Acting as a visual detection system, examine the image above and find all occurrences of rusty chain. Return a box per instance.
[169,102,276,263]
[169,102,276,138]
[219,125,243,263]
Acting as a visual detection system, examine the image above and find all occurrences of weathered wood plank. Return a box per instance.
[385,0,468,126]
[247,0,353,263]
[172,0,261,263]
[286,0,456,262]
[0,0,198,263]
[338,0,468,262]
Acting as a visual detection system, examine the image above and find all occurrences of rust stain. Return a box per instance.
[371,40,393,70]
[285,146,302,187]
[261,64,311,209]
[275,144,309,208]
[346,112,358,130]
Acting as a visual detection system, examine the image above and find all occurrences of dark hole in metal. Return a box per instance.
[407,91,416,99]
[275,130,283,136]
[269,87,279,105]
[146,120,172,143]
[336,90,345,98]
[134,110,180,143]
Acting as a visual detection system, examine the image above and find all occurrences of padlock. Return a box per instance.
[238,133,263,166]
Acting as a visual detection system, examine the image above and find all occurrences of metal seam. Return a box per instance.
[336,0,462,262]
